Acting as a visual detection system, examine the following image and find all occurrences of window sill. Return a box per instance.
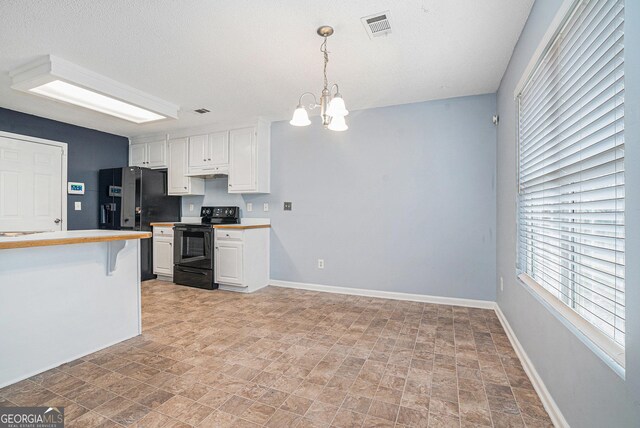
[517,273,625,378]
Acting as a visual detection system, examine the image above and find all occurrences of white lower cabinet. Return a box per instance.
[214,227,269,292]
[215,240,243,285]
[153,226,174,279]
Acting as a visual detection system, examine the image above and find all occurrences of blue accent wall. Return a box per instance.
[0,108,129,230]
[496,0,640,426]
[183,93,498,301]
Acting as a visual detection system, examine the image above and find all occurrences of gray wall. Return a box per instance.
[0,107,129,230]
[495,0,640,426]
[184,94,497,301]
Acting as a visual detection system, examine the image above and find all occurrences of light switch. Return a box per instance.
[74,201,82,211]
[189,203,194,212]
[263,203,269,212]
[247,203,253,212]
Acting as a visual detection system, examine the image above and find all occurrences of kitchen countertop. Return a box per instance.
[151,218,271,230]
[0,230,152,250]
[213,224,270,230]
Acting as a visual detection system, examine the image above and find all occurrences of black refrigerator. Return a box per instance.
[98,167,181,280]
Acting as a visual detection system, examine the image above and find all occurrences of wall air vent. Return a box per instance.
[361,11,392,39]
[194,108,210,114]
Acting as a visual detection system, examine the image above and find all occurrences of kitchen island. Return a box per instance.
[0,230,151,387]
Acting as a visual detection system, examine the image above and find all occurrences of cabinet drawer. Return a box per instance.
[153,226,174,237]
[215,229,243,241]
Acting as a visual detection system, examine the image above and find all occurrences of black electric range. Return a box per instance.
[172,206,240,290]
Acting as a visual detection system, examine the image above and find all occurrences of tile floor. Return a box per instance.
[0,280,554,427]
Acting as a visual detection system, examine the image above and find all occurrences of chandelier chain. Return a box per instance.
[321,37,329,90]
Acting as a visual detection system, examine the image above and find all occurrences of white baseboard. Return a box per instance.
[269,279,495,309]
[495,305,569,428]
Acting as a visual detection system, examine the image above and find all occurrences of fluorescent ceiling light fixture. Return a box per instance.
[10,55,179,124]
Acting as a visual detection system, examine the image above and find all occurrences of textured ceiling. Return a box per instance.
[0,0,533,138]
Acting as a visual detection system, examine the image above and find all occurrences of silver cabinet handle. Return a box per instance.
[54,218,61,224]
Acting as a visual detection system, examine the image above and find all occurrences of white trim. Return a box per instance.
[513,0,578,99]
[495,305,569,428]
[518,273,625,376]
[0,130,68,231]
[269,279,495,309]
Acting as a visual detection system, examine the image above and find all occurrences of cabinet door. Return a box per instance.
[228,127,256,192]
[146,141,167,168]
[188,135,208,169]
[208,131,229,166]
[168,138,189,194]
[153,238,173,275]
[215,241,244,285]
[129,144,147,167]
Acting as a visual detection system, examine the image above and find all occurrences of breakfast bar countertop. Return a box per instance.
[0,229,152,250]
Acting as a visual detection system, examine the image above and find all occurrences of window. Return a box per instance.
[517,0,625,365]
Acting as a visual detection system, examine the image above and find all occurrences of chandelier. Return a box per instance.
[290,26,349,131]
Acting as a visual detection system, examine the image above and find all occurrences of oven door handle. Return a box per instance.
[175,267,208,276]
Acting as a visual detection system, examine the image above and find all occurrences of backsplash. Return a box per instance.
[181,177,245,216]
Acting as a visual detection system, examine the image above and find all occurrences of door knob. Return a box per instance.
[54,218,61,224]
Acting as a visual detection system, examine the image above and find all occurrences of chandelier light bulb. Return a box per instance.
[326,94,349,118]
[290,105,311,126]
[328,115,348,131]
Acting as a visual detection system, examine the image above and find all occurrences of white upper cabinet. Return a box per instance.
[228,128,255,192]
[167,138,204,195]
[209,132,229,166]
[134,118,269,194]
[187,132,229,175]
[188,134,208,170]
[129,143,146,167]
[228,119,270,193]
[146,141,167,168]
[129,140,167,169]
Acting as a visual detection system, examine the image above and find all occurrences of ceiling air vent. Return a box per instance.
[361,11,392,39]
[194,108,210,114]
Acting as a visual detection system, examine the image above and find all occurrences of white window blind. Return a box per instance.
[517,0,625,356]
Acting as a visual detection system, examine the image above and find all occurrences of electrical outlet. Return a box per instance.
[263,203,269,212]
[284,202,292,211]
[74,201,81,211]
[317,259,324,269]
[189,203,194,212]
[500,276,504,292]
[247,203,253,212]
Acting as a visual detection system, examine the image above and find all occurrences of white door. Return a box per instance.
[0,136,64,232]
[228,127,256,192]
[168,138,189,194]
[215,241,244,285]
[208,131,229,166]
[146,141,167,168]
[188,135,208,169]
[129,144,146,167]
[153,238,173,275]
